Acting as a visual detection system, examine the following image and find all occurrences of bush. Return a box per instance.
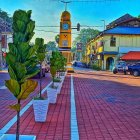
[92,63,101,71]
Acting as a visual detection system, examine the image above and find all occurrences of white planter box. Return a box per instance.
[0,134,36,140]
[47,86,58,103]
[60,76,65,83]
[33,99,49,122]
[55,82,62,94]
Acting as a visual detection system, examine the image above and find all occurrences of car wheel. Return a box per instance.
[113,69,117,74]
[124,71,127,75]
[133,70,139,77]
[130,71,133,75]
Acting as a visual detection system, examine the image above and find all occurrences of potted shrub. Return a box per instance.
[3,10,39,140]
[32,38,49,122]
[54,52,67,93]
[58,53,67,82]
[47,51,58,103]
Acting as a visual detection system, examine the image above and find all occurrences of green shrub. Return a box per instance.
[92,63,101,71]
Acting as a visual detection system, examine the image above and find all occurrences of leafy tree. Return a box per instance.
[50,51,58,88]
[50,51,67,85]
[138,15,140,18]
[35,38,46,98]
[0,9,12,23]
[46,41,58,52]
[55,34,60,45]
[5,10,39,140]
[72,28,100,60]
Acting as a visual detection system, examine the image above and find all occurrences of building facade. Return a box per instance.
[86,14,140,71]
[0,17,12,68]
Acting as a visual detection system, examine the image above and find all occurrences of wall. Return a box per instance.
[103,35,140,52]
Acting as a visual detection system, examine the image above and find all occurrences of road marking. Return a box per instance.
[0,81,52,135]
[71,75,79,140]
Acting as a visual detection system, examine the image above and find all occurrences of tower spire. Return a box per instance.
[61,1,71,11]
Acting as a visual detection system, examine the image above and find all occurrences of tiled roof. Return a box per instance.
[121,51,140,60]
[104,26,140,35]
[106,14,134,29]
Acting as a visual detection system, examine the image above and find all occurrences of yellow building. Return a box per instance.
[87,26,140,71]
[86,14,140,71]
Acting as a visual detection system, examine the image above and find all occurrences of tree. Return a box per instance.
[35,38,46,98]
[138,15,140,18]
[55,34,60,45]
[5,10,39,140]
[72,28,100,60]
[0,9,12,23]
[46,41,58,51]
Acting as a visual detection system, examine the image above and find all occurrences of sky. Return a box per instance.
[0,0,140,43]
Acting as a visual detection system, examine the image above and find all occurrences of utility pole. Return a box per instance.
[101,20,106,70]
[101,20,106,30]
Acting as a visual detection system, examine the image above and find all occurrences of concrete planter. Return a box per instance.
[33,99,49,122]
[47,86,58,103]
[60,76,65,83]
[55,82,62,94]
[0,134,36,140]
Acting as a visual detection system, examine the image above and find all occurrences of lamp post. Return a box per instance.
[101,20,106,30]
[101,20,106,70]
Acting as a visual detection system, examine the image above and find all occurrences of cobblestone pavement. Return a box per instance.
[0,69,140,140]
[74,70,140,140]
[0,72,51,130]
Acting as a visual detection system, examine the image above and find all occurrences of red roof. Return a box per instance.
[121,51,140,60]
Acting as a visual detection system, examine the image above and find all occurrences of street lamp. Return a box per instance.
[101,20,106,70]
[101,20,106,31]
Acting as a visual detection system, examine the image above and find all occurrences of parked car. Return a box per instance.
[128,63,140,76]
[32,63,48,78]
[113,61,128,75]
[73,61,88,68]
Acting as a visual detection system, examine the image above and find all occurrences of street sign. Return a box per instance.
[77,43,82,52]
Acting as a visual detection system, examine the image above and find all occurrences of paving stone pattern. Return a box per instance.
[0,74,51,129]
[7,75,71,140]
[74,71,140,140]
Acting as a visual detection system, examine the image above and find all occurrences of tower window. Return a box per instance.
[62,40,68,47]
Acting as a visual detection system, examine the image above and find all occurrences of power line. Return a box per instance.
[36,25,103,28]
[55,0,120,2]
[35,29,80,35]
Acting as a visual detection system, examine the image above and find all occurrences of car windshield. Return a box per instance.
[117,61,126,66]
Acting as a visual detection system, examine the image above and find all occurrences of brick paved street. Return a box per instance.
[0,70,140,140]
[74,70,140,140]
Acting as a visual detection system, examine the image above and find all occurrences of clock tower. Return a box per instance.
[59,11,71,49]
[59,10,74,72]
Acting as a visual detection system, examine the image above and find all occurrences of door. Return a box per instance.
[106,57,114,71]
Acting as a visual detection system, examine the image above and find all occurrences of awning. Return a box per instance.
[121,51,140,60]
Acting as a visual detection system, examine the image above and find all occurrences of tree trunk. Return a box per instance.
[16,100,20,140]
[52,76,54,88]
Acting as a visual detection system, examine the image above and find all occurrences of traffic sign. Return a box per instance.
[77,43,82,52]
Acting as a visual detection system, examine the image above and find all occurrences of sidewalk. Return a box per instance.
[0,73,51,130]
[0,70,140,140]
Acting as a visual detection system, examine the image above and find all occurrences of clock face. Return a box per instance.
[62,23,69,30]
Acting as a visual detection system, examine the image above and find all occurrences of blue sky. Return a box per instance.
[0,0,140,43]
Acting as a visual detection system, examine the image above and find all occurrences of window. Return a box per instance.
[62,40,68,47]
[110,36,116,47]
